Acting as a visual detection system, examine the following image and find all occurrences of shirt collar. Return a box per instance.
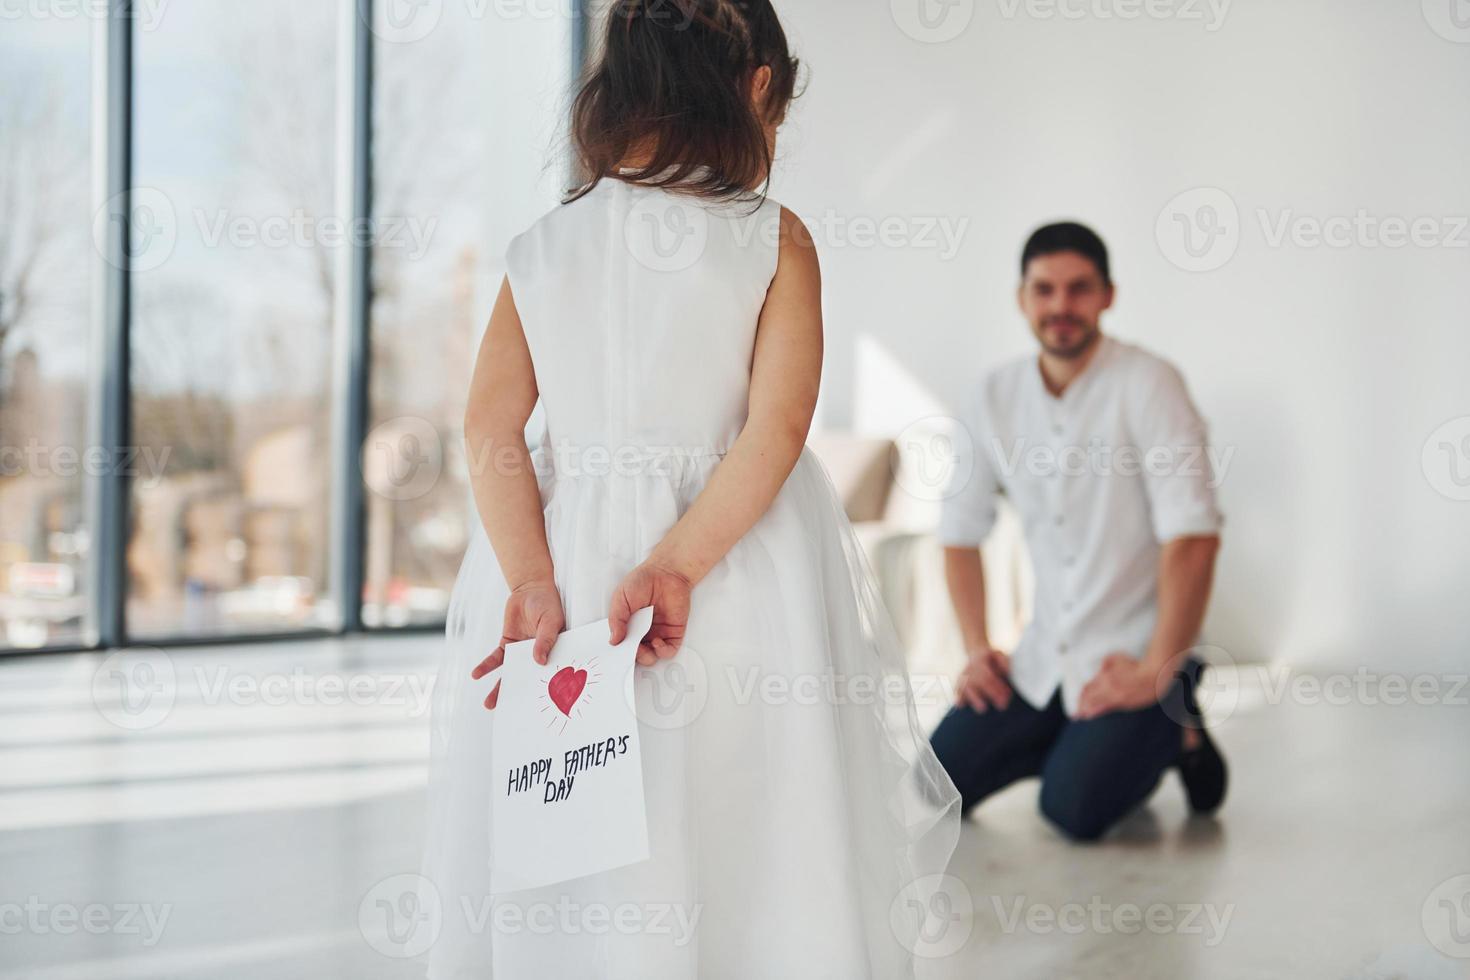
[1035,333,1116,402]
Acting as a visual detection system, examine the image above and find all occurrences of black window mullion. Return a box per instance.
[86,1,133,649]
[329,0,374,634]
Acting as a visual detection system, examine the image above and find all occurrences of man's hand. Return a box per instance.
[956,647,1013,713]
[1075,652,1161,720]
[472,580,566,711]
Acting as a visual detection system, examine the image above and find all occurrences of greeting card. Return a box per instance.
[489,605,654,893]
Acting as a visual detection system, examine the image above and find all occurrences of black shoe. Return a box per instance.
[1177,725,1228,815]
[1173,658,1228,815]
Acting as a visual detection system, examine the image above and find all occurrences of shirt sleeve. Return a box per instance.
[936,385,1001,547]
[1131,361,1224,543]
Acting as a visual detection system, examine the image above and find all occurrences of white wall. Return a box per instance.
[770,0,1470,671]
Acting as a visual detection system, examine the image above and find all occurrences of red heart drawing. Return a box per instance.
[548,666,588,717]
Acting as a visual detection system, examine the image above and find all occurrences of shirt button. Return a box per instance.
[1059,642,1069,653]
[1054,514,1065,526]
[1052,423,1064,436]
[1064,555,1076,567]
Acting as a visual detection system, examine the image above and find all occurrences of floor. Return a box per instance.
[1,636,1466,980]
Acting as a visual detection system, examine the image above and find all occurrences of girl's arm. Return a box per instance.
[466,277,566,709]
[609,207,822,661]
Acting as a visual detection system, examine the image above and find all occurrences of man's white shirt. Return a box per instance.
[938,335,1224,717]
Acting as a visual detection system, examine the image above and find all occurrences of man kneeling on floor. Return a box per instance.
[930,221,1229,842]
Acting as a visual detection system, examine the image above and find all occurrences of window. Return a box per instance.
[127,2,341,638]
[363,2,574,628]
[0,17,95,649]
[0,0,580,651]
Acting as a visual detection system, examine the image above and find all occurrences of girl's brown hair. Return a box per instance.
[566,0,800,203]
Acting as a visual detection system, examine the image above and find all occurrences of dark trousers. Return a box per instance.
[929,658,1204,841]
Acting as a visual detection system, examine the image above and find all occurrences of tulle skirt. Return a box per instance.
[420,446,961,979]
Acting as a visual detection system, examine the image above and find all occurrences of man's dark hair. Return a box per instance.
[1020,222,1111,286]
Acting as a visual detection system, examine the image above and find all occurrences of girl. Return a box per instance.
[422,2,960,975]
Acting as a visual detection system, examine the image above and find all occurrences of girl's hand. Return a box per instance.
[608,559,691,666]
[472,580,566,710]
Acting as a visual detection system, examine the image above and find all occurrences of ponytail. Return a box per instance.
[567,0,800,203]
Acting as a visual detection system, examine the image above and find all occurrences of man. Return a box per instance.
[930,221,1228,842]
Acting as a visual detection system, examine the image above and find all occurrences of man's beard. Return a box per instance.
[1037,317,1099,360]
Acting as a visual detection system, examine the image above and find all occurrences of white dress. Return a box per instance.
[421,178,961,979]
